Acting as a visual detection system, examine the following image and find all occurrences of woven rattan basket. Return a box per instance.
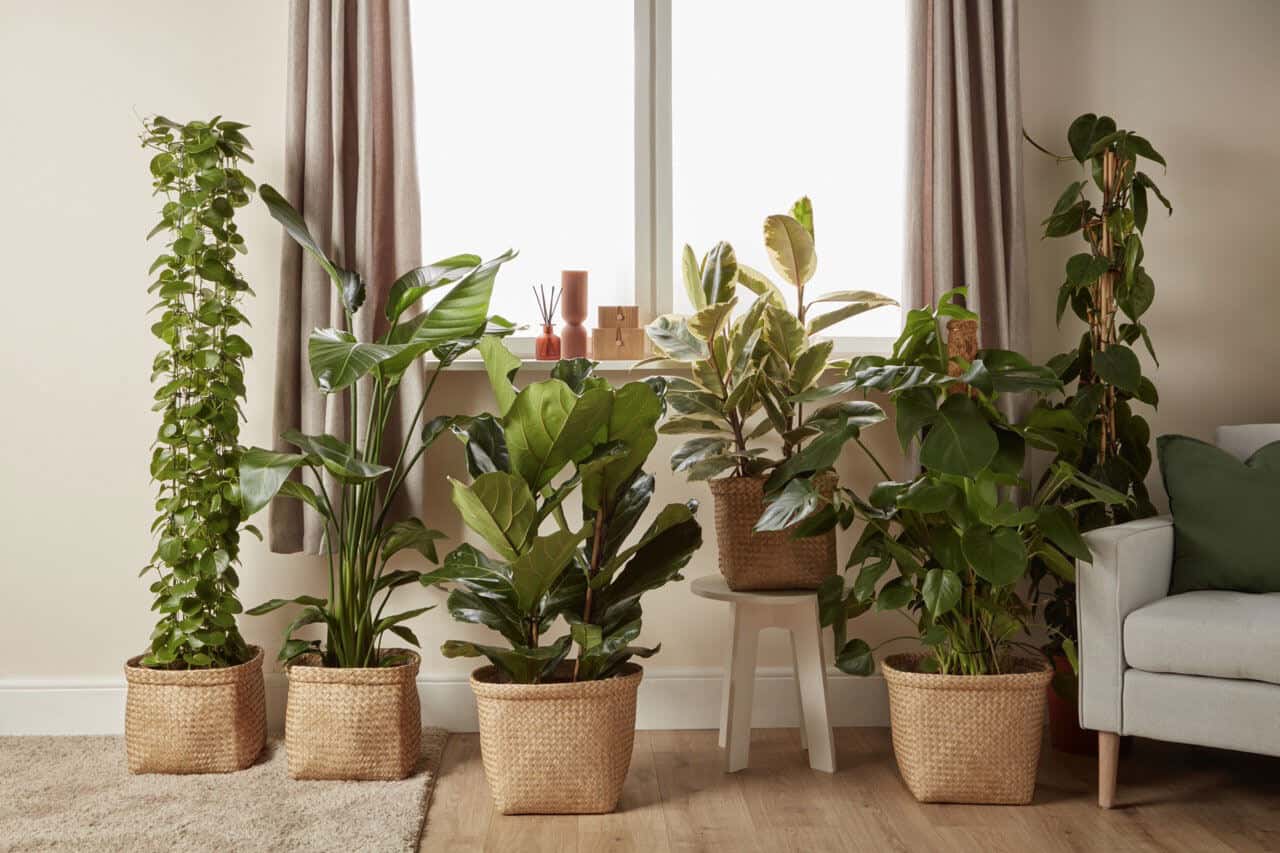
[285,649,421,781]
[471,663,642,815]
[124,645,266,775]
[881,654,1053,804]
[709,473,837,591]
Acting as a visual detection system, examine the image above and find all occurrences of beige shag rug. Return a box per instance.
[0,728,447,853]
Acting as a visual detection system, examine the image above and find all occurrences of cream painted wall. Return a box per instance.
[1019,0,1280,508]
[0,0,905,691]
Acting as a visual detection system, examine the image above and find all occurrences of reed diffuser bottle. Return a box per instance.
[533,284,561,360]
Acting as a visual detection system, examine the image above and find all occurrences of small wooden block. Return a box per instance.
[597,305,640,329]
[592,327,647,360]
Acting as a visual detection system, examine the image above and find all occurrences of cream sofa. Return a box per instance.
[1077,424,1280,807]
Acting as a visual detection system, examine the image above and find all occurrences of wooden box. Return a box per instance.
[597,305,640,329]
[592,327,647,360]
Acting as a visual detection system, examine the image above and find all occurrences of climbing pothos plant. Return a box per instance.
[794,291,1128,676]
[239,186,517,668]
[643,197,895,527]
[1025,114,1171,666]
[139,115,256,669]
[436,342,702,684]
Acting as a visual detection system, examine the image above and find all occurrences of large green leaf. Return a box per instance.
[504,380,612,491]
[444,587,525,647]
[260,184,352,303]
[835,639,875,676]
[893,386,938,450]
[736,263,784,302]
[282,429,390,483]
[961,526,1027,586]
[1092,345,1141,394]
[239,448,308,516]
[681,244,707,310]
[1037,505,1091,562]
[511,527,591,612]
[450,413,510,476]
[805,291,898,335]
[381,518,447,564]
[582,381,662,511]
[1066,113,1115,163]
[595,507,701,623]
[700,241,738,304]
[688,298,738,342]
[763,214,816,286]
[755,478,820,532]
[441,636,572,684]
[477,335,521,415]
[384,254,480,324]
[919,394,999,477]
[921,568,962,617]
[307,328,399,393]
[449,471,536,561]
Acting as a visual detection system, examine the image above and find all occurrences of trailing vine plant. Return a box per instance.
[139,116,257,668]
[1025,114,1171,666]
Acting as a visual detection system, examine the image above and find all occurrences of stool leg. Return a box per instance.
[790,601,836,773]
[724,603,760,773]
[717,606,734,749]
[790,631,807,749]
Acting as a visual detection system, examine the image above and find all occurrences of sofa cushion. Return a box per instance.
[1158,434,1280,593]
[1124,590,1280,685]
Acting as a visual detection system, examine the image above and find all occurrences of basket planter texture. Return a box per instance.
[471,663,643,815]
[881,654,1054,805]
[285,649,421,781]
[709,473,836,591]
[124,645,266,774]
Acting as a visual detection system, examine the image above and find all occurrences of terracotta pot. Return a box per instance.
[882,654,1053,805]
[470,663,641,814]
[709,473,837,590]
[124,646,266,774]
[284,649,421,780]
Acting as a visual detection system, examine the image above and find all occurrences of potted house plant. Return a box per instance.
[126,115,265,775]
[800,290,1126,804]
[238,187,516,780]
[433,342,701,813]
[643,197,894,590]
[1026,114,1169,752]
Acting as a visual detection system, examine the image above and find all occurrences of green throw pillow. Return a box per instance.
[1158,434,1280,594]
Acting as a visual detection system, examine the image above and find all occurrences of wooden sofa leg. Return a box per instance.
[1098,731,1120,808]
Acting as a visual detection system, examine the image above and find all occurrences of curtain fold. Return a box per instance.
[904,0,1029,359]
[270,0,423,554]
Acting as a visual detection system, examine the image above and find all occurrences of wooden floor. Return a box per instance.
[421,728,1280,852]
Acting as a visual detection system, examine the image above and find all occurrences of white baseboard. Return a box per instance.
[0,667,888,735]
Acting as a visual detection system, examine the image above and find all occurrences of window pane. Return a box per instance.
[671,1,907,339]
[413,2,634,328]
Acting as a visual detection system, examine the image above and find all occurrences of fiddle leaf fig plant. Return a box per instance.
[435,344,702,684]
[239,187,516,667]
[139,115,257,669]
[799,290,1128,676]
[1025,114,1170,667]
[644,198,895,526]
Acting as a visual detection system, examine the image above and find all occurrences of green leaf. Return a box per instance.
[893,387,938,450]
[282,430,390,483]
[449,472,536,561]
[896,478,957,514]
[805,291,898,335]
[763,214,816,286]
[671,437,730,473]
[504,380,612,491]
[1127,135,1166,168]
[688,298,738,343]
[754,478,820,532]
[511,527,591,612]
[1067,113,1111,162]
[921,568,962,617]
[919,394,999,477]
[451,413,510,476]
[582,381,663,511]
[1065,253,1110,287]
[307,328,399,394]
[381,518,447,564]
[681,244,707,310]
[875,579,914,612]
[384,254,481,324]
[835,639,875,676]
[700,241,739,305]
[246,594,326,616]
[735,264,784,302]
[259,184,352,300]
[442,636,572,684]
[238,448,307,516]
[1092,346,1141,394]
[476,336,521,416]
[961,526,1027,587]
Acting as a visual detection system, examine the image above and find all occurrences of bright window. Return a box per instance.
[412,1,908,351]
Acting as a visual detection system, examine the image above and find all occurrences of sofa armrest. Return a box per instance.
[1076,516,1174,733]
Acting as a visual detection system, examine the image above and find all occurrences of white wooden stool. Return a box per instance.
[691,575,836,774]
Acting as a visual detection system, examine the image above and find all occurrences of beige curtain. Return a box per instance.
[270,0,423,554]
[905,0,1029,358]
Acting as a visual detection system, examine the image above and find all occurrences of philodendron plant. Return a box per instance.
[643,197,895,525]
[239,186,516,667]
[1026,114,1170,668]
[797,290,1128,676]
[434,341,702,683]
[139,115,257,669]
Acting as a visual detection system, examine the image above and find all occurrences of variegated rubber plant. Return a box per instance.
[642,198,896,532]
